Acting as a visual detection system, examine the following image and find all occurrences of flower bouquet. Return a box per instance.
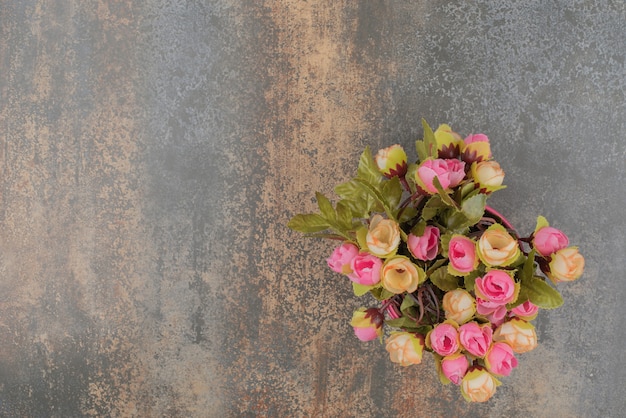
[288,120,584,402]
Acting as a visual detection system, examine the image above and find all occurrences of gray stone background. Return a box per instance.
[0,1,624,417]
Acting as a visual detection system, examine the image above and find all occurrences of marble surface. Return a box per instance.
[1,1,624,416]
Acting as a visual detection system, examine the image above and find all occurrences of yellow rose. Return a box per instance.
[442,289,476,324]
[493,318,538,353]
[460,367,500,402]
[477,224,520,267]
[366,214,401,258]
[471,161,505,193]
[381,256,425,294]
[385,332,425,366]
[548,246,584,283]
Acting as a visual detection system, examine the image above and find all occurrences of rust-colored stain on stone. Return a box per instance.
[0,0,623,417]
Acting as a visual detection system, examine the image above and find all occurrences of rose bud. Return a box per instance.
[408,225,440,261]
[485,342,518,377]
[441,354,469,385]
[460,367,500,403]
[533,226,569,257]
[458,322,493,358]
[493,318,538,354]
[348,253,383,286]
[443,289,476,324]
[385,332,425,366]
[547,247,585,283]
[427,321,460,357]
[375,144,408,178]
[462,133,492,164]
[474,269,517,306]
[448,235,479,276]
[381,256,425,294]
[434,124,464,159]
[477,224,521,267]
[327,242,359,274]
[350,308,385,342]
[471,161,505,194]
[366,214,401,258]
[475,298,508,327]
[415,158,466,194]
[510,300,539,321]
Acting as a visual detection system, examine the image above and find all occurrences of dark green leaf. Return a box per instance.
[385,316,418,329]
[382,176,403,211]
[334,180,375,218]
[423,195,444,221]
[430,266,461,291]
[370,286,396,301]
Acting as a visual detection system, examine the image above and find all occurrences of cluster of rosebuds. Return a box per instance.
[290,121,584,402]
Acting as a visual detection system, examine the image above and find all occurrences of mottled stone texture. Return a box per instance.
[0,0,624,417]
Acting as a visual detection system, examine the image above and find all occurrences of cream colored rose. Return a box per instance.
[460,367,499,402]
[548,246,585,283]
[477,224,520,267]
[443,289,476,324]
[385,332,424,366]
[472,161,505,187]
[366,214,401,257]
[493,318,538,353]
[381,256,424,294]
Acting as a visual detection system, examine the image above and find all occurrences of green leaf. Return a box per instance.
[432,177,458,208]
[369,286,396,301]
[400,294,417,312]
[382,176,403,211]
[336,200,354,230]
[422,195,444,221]
[385,316,418,330]
[353,178,396,221]
[521,249,537,283]
[534,215,550,234]
[287,214,330,233]
[352,282,373,297]
[398,206,418,224]
[430,266,461,291]
[415,140,429,162]
[520,276,564,309]
[463,270,481,292]
[335,180,376,218]
[445,193,487,232]
[357,146,383,187]
[315,192,336,222]
[422,118,438,158]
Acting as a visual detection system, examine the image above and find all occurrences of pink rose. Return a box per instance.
[327,243,359,273]
[533,226,569,257]
[428,322,460,356]
[459,322,493,358]
[416,158,466,194]
[448,235,478,275]
[408,225,440,261]
[476,298,508,327]
[510,300,539,320]
[348,253,383,286]
[441,354,469,385]
[485,342,518,377]
[475,270,516,305]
